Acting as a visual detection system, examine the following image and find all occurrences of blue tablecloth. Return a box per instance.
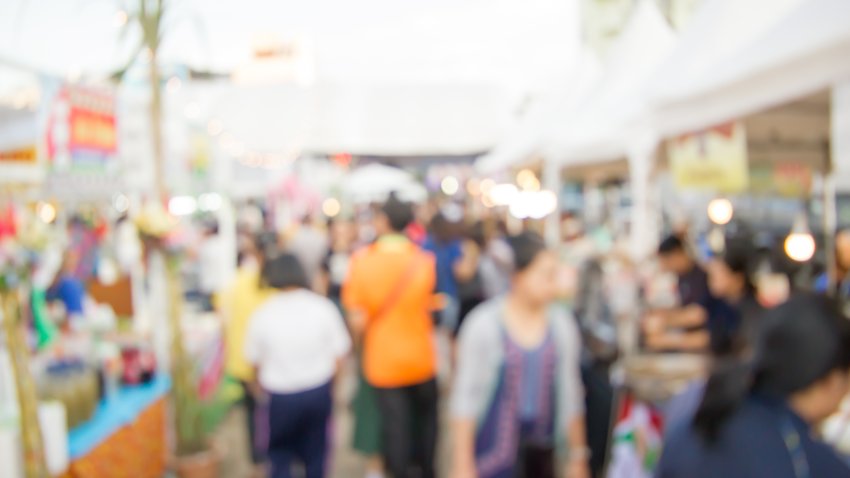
[67,375,171,459]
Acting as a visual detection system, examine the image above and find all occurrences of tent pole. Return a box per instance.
[543,159,561,246]
[627,130,660,261]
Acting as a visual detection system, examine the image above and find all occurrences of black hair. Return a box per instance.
[693,293,850,442]
[381,193,414,232]
[467,221,487,249]
[507,231,547,273]
[261,253,310,290]
[428,212,454,243]
[715,239,756,294]
[205,220,220,235]
[658,234,685,255]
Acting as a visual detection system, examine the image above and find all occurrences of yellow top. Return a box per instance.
[219,265,272,381]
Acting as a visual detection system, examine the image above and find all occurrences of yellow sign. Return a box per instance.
[668,122,749,192]
[0,146,37,163]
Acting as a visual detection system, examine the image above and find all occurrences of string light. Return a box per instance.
[517,169,541,191]
[466,178,481,196]
[784,215,816,262]
[322,198,341,217]
[480,178,495,195]
[441,176,459,196]
[114,10,128,27]
[707,198,734,225]
[37,202,57,223]
[490,183,518,206]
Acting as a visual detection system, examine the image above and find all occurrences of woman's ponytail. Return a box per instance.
[692,357,753,443]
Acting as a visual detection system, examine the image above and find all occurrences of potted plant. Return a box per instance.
[136,205,220,478]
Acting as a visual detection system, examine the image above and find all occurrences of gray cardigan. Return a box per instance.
[451,298,585,441]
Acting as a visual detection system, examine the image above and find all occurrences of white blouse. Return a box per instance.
[245,289,351,394]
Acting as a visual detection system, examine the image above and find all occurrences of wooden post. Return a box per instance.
[1,289,49,478]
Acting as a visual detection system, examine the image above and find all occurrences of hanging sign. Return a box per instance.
[668,122,749,193]
[750,162,813,197]
[0,146,36,164]
[46,85,117,170]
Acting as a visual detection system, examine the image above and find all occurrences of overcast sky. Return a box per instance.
[0,0,580,92]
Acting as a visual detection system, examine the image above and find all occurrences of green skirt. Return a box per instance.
[351,368,382,455]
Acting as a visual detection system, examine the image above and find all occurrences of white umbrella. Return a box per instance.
[342,164,427,204]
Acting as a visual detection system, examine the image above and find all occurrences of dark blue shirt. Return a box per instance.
[677,265,712,309]
[679,265,761,354]
[657,395,850,478]
[423,236,462,299]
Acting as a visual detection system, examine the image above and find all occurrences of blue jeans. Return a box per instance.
[267,382,333,478]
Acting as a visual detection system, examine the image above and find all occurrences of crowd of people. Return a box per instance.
[212,193,850,478]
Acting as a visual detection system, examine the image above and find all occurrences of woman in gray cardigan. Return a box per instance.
[451,231,590,478]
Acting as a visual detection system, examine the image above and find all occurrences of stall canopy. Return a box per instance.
[474,51,601,174]
[0,0,580,156]
[651,0,850,137]
[214,83,510,156]
[541,0,676,167]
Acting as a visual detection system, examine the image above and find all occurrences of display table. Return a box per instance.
[61,375,170,478]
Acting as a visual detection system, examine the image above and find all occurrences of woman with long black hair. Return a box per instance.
[657,294,850,477]
[703,240,764,354]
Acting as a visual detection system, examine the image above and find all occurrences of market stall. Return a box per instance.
[62,376,170,478]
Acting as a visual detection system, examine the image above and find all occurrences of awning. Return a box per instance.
[651,0,850,137]
[542,0,677,166]
[474,51,602,174]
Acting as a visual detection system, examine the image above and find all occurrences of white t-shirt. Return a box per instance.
[244,289,351,393]
[198,236,224,294]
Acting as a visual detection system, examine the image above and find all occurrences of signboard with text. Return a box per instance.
[668,122,749,193]
[46,85,117,171]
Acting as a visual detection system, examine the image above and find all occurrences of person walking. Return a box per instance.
[657,293,850,477]
[455,221,487,336]
[320,218,357,310]
[451,231,590,478]
[663,240,767,437]
[219,238,271,472]
[286,215,330,291]
[321,217,386,478]
[423,209,466,332]
[244,253,351,478]
[343,193,439,478]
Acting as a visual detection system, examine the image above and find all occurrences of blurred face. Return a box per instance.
[331,220,354,249]
[512,250,559,306]
[837,231,850,271]
[373,212,391,237]
[658,251,690,276]
[807,369,850,422]
[707,258,745,300]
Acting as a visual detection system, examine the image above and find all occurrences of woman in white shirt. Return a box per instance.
[245,253,352,478]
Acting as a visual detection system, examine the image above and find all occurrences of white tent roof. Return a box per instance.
[652,0,850,137]
[0,0,580,156]
[542,0,676,165]
[649,0,806,104]
[474,51,602,174]
[213,83,510,156]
